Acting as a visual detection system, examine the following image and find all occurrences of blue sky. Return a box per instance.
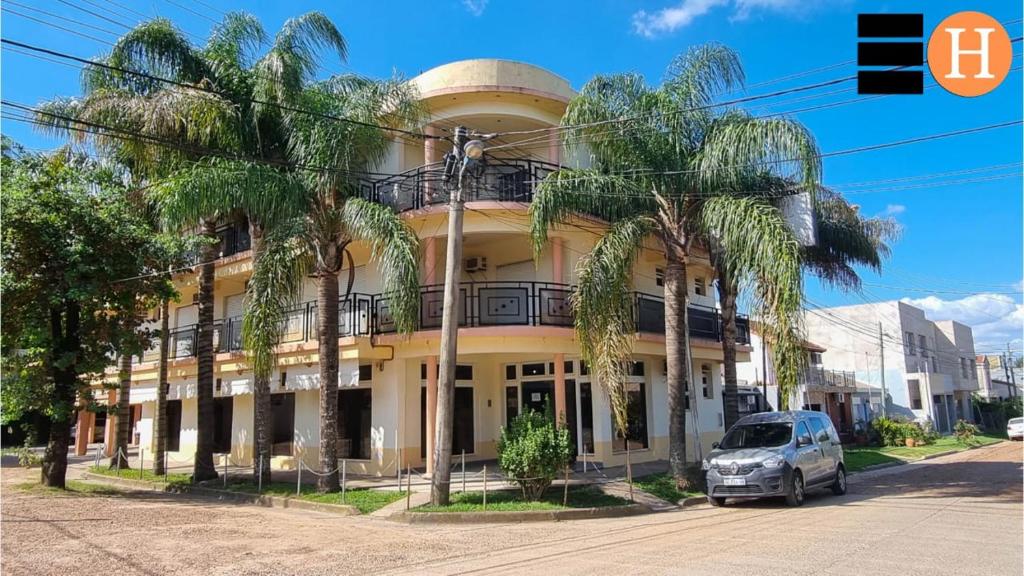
[1,0,1021,352]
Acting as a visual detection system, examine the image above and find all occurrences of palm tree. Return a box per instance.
[716,183,900,425]
[530,44,820,487]
[249,75,423,493]
[39,12,347,483]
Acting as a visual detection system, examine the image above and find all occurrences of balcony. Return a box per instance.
[362,157,559,212]
[135,283,748,364]
[800,366,857,391]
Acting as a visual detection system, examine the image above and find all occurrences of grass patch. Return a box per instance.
[15,480,125,497]
[88,465,191,487]
[413,486,628,513]
[222,481,406,514]
[844,434,1004,472]
[633,473,703,503]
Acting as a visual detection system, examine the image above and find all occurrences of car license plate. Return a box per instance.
[723,477,746,486]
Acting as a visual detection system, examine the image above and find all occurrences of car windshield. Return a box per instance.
[1010,417,1024,425]
[720,422,793,449]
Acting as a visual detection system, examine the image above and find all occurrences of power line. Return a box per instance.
[4,0,122,37]
[54,0,131,29]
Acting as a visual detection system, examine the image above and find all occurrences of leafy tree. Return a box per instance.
[530,44,819,488]
[1,140,170,487]
[497,411,574,501]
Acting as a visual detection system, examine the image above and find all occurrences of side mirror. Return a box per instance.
[711,442,720,450]
[797,434,813,447]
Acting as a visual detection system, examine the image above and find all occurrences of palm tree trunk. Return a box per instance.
[316,268,340,492]
[663,243,692,488]
[110,352,132,469]
[194,218,218,481]
[154,297,170,475]
[250,225,272,485]
[718,273,740,430]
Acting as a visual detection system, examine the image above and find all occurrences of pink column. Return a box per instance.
[74,406,93,456]
[423,125,439,205]
[548,136,561,167]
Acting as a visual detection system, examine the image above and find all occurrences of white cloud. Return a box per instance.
[462,0,488,16]
[632,0,728,37]
[882,204,905,216]
[632,0,832,37]
[901,293,1024,352]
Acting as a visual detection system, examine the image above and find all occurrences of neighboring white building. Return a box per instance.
[976,355,1022,400]
[802,301,979,434]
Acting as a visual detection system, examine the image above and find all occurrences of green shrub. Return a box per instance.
[16,441,41,468]
[954,419,979,444]
[497,411,573,501]
[871,417,925,447]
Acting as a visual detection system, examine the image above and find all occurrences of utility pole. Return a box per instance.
[761,336,769,411]
[878,322,888,418]
[1005,345,1017,397]
[431,127,488,506]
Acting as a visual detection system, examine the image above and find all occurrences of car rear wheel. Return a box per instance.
[831,465,847,496]
[707,496,727,507]
[785,470,805,507]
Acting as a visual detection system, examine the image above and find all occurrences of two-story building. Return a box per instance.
[74,59,751,476]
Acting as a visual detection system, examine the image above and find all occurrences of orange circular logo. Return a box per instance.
[928,11,1012,97]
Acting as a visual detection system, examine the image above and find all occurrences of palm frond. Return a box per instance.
[572,216,654,435]
[341,198,420,335]
[85,19,207,94]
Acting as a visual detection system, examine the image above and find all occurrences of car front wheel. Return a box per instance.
[785,470,805,507]
[831,466,847,496]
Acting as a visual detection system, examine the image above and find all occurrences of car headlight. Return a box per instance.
[701,459,711,471]
[763,456,786,468]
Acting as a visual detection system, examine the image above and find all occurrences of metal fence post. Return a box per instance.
[405,464,411,510]
[341,459,347,504]
[258,455,263,493]
[482,465,488,510]
[116,450,121,477]
[140,449,145,480]
[296,461,302,496]
[461,450,466,493]
[164,452,168,483]
[563,466,570,507]
[223,456,228,488]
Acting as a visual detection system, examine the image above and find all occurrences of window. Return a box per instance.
[579,382,595,454]
[338,388,372,460]
[522,363,546,377]
[908,379,922,410]
[420,363,473,380]
[358,364,372,381]
[505,365,517,380]
[505,386,519,424]
[918,335,927,357]
[809,352,823,366]
[905,331,916,355]
[701,364,713,399]
[694,277,706,297]
[960,358,971,379]
[166,400,182,452]
[795,421,812,443]
[613,381,648,451]
[630,361,645,377]
[655,268,664,287]
[270,393,295,456]
[213,397,232,454]
[809,417,830,444]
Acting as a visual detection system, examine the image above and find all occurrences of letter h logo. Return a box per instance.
[857,14,924,94]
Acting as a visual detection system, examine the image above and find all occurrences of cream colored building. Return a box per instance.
[77,60,752,476]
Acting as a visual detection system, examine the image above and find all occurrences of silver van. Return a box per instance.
[703,411,846,507]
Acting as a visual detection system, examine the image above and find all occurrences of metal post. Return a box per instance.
[116,450,121,477]
[395,430,400,482]
[405,464,412,510]
[223,456,228,488]
[296,461,302,496]
[879,322,888,418]
[461,449,466,493]
[582,450,587,473]
[140,448,144,480]
[164,452,168,483]
[626,442,634,503]
[341,459,346,504]
[562,466,570,507]
[258,455,263,493]
[482,464,487,510]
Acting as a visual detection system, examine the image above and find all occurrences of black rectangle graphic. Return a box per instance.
[858,14,923,38]
[857,42,923,67]
[857,71,923,95]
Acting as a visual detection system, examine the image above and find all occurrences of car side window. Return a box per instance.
[795,421,813,445]
[809,417,830,443]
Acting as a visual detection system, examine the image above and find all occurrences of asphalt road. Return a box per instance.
[2,441,1021,576]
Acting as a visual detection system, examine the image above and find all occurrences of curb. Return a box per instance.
[678,495,707,508]
[81,472,360,516]
[388,503,650,524]
[849,440,1008,476]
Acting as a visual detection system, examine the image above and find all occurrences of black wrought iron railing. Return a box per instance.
[800,366,856,388]
[134,283,747,364]
[362,157,560,212]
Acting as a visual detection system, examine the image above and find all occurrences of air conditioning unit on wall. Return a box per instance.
[465,256,488,273]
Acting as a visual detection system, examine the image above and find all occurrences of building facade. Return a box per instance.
[75,60,752,476]
[802,301,978,434]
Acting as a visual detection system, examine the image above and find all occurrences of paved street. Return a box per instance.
[2,442,1020,576]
